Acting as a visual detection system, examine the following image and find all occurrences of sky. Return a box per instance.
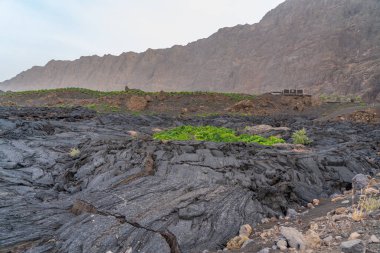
[0,0,284,82]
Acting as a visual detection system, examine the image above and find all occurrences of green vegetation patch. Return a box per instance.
[1,87,147,97]
[84,103,121,112]
[2,88,255,101]
[153,125,285,145]
[292,128,312,145]
[319,94,364,104]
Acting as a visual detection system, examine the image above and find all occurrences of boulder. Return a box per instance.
[276,239,288,251]
[340,239,364,253]
[352,174,371,190]
[286,208,298,219]
[241,239,254,249]
[280,227,306,250]
[243,125,290,138]
[257,248,270,253]
[369,235,380,243]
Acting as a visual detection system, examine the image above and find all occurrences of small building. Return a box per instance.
[270,89,307,96]
[282,89,304,96]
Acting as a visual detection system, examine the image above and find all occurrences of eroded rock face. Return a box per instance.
[1,0,380,101]
[127,95,148,111]
[0,107,379,253]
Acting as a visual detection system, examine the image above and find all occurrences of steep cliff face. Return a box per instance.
[1,0,379,100]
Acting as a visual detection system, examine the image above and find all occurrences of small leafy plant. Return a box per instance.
[69,147,81,158]
[153,126,285,145]
[292,128,311,145]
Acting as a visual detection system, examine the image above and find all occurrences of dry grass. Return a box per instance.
[363,196,380,212]
[352,179,380,221]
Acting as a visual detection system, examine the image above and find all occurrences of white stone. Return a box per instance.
[280,227,306,250]
[276,239,288,251]
[349,232,360,240]
[257,248,270,253]
[369,235,380,243]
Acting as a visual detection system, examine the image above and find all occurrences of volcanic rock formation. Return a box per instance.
[1,0,379,101]
[0,107,379,252]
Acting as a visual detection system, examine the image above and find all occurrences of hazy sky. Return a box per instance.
[0,0,284,82]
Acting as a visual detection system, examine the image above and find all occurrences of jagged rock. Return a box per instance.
[276,239,288,251]
[241,239,254,249]
[286,209,299,219]
[340,239,364,253]
[0,107,379,253]
[243,125,290,138]
[280,227,306,250]
[352,174,371,191]
[369,210,380,220]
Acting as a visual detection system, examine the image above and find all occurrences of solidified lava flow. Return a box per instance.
[0,107,379,253]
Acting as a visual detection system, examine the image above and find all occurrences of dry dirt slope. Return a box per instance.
[1,0,379,101]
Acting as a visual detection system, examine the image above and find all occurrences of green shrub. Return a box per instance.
[153,126,285,145]
[4,88,255,101]
[84,103,120,112]
[292,128,311,145]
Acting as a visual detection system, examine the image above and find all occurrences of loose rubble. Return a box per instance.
[219,173,380,253]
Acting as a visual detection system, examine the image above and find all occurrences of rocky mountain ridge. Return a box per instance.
[1,0,380,101]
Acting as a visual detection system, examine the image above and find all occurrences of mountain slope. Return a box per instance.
[1,0,380,101]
